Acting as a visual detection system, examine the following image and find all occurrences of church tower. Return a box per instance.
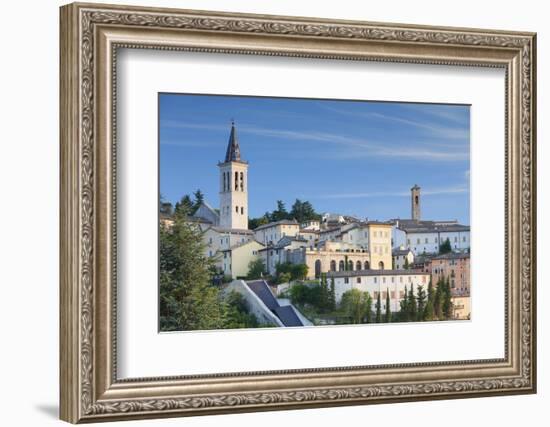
[219,121,248,230]
[411,184,421,221]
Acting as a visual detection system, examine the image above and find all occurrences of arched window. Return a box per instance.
[223,172,226,192]
[330,260,336,271]
[226,172,230,191]
[235,206,239,213]
[378,261,385,270]
[314,260,322,278]
[364,261,370,270]
[348,260,354,270]
[235,171,239,190]
[241,207,244,214]
[339,260,345,271]
[240,171,244,191]
[356,261,362,271]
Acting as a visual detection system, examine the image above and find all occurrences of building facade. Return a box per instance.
[327,270,431,312]
[218,122,249,230]
[429,252,471,296]
[221,240,265,279]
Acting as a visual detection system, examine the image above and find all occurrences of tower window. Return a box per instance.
[235,171,238,190]
[223,172,226,192]
[240,172,244,191]
[241,207,244,214]
[235,206,239,213]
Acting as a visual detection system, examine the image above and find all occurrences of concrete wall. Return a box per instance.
[225,280,283,326]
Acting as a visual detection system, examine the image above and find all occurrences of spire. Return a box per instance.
[224,120,241,162]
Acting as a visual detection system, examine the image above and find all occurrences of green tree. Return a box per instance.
[399,285,409,321]
[384,288,392,323]
[246,258,265,279]
[223,291,259,329]
[340,289,365,324]
[364,292,373,323]
[192,189,205,214]
[423,279,435,320]
[329,277,337,311]
[416,285,427,321]
[174,194,194,217]
[403,257,409,270]
[439,238,452,254]
[319,273,329,311]
[271,200,289,221]
[159,207,225,331]
[434,277,443,319]
[291,264,309,281]
[408,285,417,321]
[290,199,321,223]
[375,292,382,323]
[442,277,454,319]
[277,272,292,284]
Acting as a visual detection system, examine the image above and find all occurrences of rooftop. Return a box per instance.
[253,219,299,231]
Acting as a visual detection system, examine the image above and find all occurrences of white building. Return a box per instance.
[392,247,414,269]
[218,121,249,230]
[203,226,254,261]
[253,219,300,246]
[327,270,431,312]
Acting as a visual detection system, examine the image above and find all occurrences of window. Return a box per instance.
[454,236,458,242]
[234,171,238,190]
[435,237,438,243]
[374,277,377,284]
[240,207,244,214]
[240,171,244,191]
[339,260,345,271]
[356,261,362,270]
[209,237,212,244]
[357,277,361,283]
[220,239,223,245]
[224,252,227,259]
[463,236,466,242]
[344,277,349,284]
[391,276,395,283]
[400,277,403,283]
[407,239,410,245]
[417,238,420,244]
[235,206,238,213]
[222,172,226,192]
[330,260,336,271]
[382,277,386,283]
[425,238,428,243]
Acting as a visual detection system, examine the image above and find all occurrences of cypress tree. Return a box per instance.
[375,292,382,323]
[434,278,443,320]
[423,279,435,321]
[364,292,373,323]
[320,273,329,312]
[408,285,417,321]
[385,288,392,323]
[416,285,426,322]
[329,276,336,311]
[400,284,409,321]
[442,276,454,319]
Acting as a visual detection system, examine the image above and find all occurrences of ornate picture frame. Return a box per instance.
[60,2,536,423]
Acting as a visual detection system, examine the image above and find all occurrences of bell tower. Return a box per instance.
[411,184,421,221]
[219,121,248,230]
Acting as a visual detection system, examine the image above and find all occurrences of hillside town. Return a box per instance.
[160,122,471,329]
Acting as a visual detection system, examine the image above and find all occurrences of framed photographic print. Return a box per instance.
[60,2,537,423]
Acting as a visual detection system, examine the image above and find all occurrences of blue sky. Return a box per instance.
[159,94,470,224]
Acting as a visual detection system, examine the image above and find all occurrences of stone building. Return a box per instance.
[429,252,470,296]
[327,270,431,312]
